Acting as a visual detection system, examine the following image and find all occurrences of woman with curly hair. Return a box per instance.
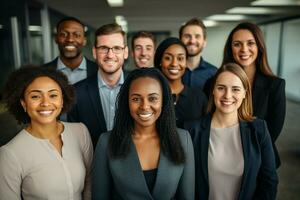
[0,66,93,199]
[92,67,195,200]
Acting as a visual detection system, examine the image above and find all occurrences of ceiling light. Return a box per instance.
[207,14,248,21]
[107,0,124,7]
[115,15,128,32]
[226,7,286,14]
[203,20,218,27]
[251,0,300,6]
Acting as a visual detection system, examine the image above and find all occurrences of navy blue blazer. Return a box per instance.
[252,72,286,168]
[43,57,98,80]
[92,129,195,200]
[67,73,106,148]
[185,115,278,200]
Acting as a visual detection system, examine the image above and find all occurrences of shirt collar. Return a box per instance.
[98,70,124,88]
[57,57,87,71]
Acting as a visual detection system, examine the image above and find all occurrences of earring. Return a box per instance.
[24,107,26,112]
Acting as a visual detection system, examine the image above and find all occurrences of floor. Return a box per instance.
[0,100,299,199]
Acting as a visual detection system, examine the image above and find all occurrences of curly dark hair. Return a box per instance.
[108,67,185,164]
[3,65,75,124]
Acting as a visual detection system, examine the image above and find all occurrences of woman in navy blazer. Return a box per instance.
[92,68,195,200]
[185,63,278,200]
[222,22,286,168]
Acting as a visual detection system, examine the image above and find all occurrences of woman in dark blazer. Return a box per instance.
[185,63,278,200]
[92,68,195,200]
[222,22,286,168]
[154,37,207,130]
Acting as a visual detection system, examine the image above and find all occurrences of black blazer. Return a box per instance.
[92,129,195,200]
[185,115,278,200]
[252,72,286,168]
[43,57,98,80]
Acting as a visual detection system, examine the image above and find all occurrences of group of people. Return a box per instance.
[0,16,285,200]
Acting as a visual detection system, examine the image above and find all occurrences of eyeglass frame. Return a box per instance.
[95,45,126,54]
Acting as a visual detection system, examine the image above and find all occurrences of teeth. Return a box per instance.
[38,110,53,115]
[221,101,233,105]
[138,113,152,119]
[65,45,76,50]
[139,58,148,62]
[169,69,179,74]
[240,55,250,60]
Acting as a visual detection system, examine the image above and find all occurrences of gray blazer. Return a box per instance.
[92,129,195,200]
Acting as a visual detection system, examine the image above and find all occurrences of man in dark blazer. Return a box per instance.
[67,23,129,147]
[43,17,97,84]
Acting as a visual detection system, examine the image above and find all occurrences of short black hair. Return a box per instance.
[108,67,185,164]
[56,16,85,33]
[3,65,75,124]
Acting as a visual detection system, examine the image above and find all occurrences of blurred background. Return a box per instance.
[0,0,300,199]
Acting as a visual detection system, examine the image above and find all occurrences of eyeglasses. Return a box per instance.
[95,46,125,54]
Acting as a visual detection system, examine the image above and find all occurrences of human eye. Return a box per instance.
[134,46,142,51]
[248,40,256,46]
[195,34,201,39]
[216,86,224,91]
[163,55,171,61]
[113,46,124,53]
[232,41,241,47]
[149,95,159,102]
[183,34,191,40]
[73,32,82,38]
[49,93,59,98]
[97,46,108,53]
[59,32,68,38]
[178,56,185,62]
[30,94,41,100]
[131,96,140,102]
[232,87,241,92]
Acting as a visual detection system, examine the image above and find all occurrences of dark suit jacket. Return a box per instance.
[67,73,106,147]
[252,71,286,168]
[43,57,98,80]
[185,115,278,200]
[67,71,129,147]
[92,129,195,200]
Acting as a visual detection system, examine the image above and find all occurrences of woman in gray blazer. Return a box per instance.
[92,68,195,200]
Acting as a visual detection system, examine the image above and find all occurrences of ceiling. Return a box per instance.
[39,0,300,32]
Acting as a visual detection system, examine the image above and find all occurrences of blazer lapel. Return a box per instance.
[200,116,211,185]
[87,75,107,131]
[239,121,251,195]
[110,138,153,199]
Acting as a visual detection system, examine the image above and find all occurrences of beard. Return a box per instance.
[59,46,83,60]
[187,45,204,57]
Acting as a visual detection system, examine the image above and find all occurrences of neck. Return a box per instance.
[187,53,201,70]
[133,125,157,139]
[169,79,184,95]
[99,68,122,88]
[27,121,62,140]
[60,55,83,70]
[211,110,239,128]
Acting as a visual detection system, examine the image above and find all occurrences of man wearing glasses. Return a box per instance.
[68,23,128,147]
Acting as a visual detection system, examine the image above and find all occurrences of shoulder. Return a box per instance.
[176,128,193,147]
[62,122,89,136]
[201,58,218,70]
[74,74,97,89]
[243,118,268,141]
[95,132,110,151]
[85,57,97,66]
[42,58,58,68]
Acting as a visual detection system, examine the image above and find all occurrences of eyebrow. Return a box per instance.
[216,84,242,88]
[164,52,185,56]
[28,89,60,93]
[130,93,160,96]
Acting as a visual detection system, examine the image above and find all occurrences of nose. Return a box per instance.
[40,96,50,107]
[140,99,150,110]
[141,48,146,56]
[224,88,232,98]
[66,34,74,42]
[241,42,248,52]
[190,36,196,43]
[106,48,114,58]
[171,58,178,67]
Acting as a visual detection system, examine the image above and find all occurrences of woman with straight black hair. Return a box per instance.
[92,67,195,200]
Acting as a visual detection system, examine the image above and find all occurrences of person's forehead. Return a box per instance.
[182,25,203,34]
[134,37,154,46]
[97,33,125,45]
[58,20,84,31]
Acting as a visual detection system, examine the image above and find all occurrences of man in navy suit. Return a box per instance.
[68,23,129,147]
[43,17,97,84]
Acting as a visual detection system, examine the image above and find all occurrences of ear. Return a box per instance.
[124,46,129,59]
[83,36,87,46]
[92,47,97,60]
[55,34,59,44]
[20,99,26,112]
[203,39,207,48]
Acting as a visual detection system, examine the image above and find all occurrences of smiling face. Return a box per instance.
[21,76,63,126]
[213,71,246,117]
[232,29,258,69]
[160,44,187,81]
[55,20,86,60]
[181,25,206,57]
[132,37,155,68]
[129,77,162,129]
[93,33,128,75]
